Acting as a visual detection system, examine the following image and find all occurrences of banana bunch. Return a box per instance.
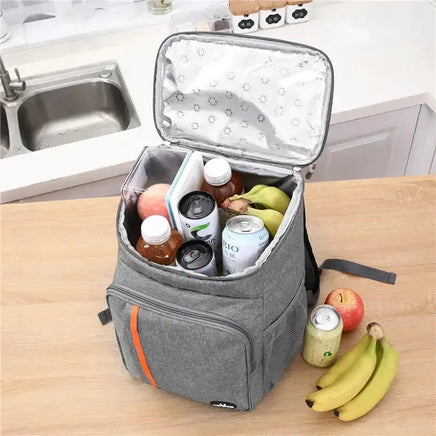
[221,185,291,236]
[306,322,399,421]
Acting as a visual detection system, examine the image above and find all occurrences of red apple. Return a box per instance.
[137,183,171,222]
[324,288,364,332]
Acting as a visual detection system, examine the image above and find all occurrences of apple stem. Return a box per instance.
[339,293,343,303]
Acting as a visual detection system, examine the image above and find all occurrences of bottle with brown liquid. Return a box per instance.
[136,215,183,266]
[200,158,243,207]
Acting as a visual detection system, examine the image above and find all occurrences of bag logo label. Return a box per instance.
[210,401,237,409]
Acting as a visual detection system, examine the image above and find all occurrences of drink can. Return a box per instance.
[222,215,269,276]
[176,240,217,277]
[302,304,343,367]
[178,191,220,252]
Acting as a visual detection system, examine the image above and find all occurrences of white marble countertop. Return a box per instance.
[1,0,434,202]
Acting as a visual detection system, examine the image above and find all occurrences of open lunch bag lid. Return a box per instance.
[154,32,334,168]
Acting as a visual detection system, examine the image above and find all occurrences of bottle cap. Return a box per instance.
[141,215,171,245]
[204,158,232,186]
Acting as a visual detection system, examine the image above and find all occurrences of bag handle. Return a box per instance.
[319,258,396,285]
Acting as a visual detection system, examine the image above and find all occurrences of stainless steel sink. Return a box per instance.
[1,105,9,158]
[0,62,140,159]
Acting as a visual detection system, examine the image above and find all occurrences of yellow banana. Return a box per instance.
[232,185,291,215]
[246,206,283,237]
[305,335,378,412]
[241,184,268,196]
[316,333,371,390]
[334,337,399,421]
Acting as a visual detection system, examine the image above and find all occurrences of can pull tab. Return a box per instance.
[183,249,201,265]
[316,313,330,324]
[191,199,204,217]
[240,221,252,232]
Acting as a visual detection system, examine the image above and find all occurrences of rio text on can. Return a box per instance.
[302,304,343,368]
[222,215,269,275]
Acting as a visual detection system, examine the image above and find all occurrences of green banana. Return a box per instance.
[232,185,291,215]
[305,335,378,412]
[247,206,283,237]
[316,333,372,390]
[334,337,399,421]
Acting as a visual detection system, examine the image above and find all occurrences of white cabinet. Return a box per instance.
[405,105,436,176]
[15,174,126,203]
[307,106,420,182]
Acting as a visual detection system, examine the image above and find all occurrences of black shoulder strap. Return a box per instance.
[319,259,396,285]
[303,206,321,306]
[302,203,396,307]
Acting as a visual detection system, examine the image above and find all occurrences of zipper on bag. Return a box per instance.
[107,284,255,372]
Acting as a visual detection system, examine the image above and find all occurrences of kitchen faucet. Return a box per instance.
[0,55,26,101]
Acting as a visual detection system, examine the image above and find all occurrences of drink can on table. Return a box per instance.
[176,240,217,277]
[178,191,220,252]
[302,304,343,368]
[222,215,269,276]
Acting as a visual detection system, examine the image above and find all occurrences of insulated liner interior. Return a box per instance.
[154,33,333,167]
[120,145,303,278]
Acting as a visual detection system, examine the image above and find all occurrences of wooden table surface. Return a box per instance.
[1,176,435,435]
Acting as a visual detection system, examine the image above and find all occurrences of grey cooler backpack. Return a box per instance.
[99,33,395,411]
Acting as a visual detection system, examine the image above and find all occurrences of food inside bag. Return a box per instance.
[121,146,299,277]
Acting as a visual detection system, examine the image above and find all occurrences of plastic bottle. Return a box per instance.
[200,158,243,207]
[136,215,183,265]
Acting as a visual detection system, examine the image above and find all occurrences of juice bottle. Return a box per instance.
[136,215,183,265]
[200,158,243,207]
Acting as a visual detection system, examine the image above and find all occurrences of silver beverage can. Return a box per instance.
[302,304,343,368]
[222,215,269,276]
[178,191,220,252]
[176,240,217,276]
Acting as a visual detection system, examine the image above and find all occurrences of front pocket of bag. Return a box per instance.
[107,286,254,410]
[263,279,307,393]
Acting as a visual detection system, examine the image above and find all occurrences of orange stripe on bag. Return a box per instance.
[130,305,157,388]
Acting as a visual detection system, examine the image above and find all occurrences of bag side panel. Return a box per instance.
[263,278,307,393]
[261,199,305,328]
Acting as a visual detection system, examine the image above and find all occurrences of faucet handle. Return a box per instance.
[13,67,26,90]
[14,68,21,81]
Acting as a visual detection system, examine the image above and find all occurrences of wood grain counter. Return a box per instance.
[1,176,435,435]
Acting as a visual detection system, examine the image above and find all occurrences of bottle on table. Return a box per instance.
[200,158,243,207]
[136,215,183,266]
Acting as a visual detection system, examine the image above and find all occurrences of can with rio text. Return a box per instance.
[222,215,269,275]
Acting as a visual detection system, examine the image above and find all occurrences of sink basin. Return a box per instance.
[18,81,132,151]
[0,62,140,158]
[1,105,9,158]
